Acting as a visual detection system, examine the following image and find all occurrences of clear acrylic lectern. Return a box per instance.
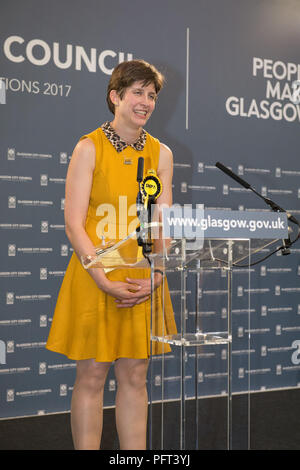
[148,236,281,450]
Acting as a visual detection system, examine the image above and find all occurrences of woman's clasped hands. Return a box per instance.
[101,274,163,308]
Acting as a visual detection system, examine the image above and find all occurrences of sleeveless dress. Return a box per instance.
[46,123,176,362]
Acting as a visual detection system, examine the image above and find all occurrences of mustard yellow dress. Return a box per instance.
[46,123,176,362]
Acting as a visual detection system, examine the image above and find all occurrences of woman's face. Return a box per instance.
[112,80,157,128]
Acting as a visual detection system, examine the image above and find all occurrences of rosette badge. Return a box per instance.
[141,169,162,201]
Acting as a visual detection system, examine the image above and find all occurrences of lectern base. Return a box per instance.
[151,332,231,346]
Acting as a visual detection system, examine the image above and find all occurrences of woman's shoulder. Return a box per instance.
[79,125,105,144]
[145,129,160,145]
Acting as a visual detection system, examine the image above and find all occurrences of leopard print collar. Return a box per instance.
[101,121,147,153]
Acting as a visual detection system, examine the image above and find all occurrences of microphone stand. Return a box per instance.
[215,162,300,266]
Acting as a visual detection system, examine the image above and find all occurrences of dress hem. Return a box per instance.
[45,344,151,363]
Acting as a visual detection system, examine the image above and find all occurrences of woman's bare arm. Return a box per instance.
[64,138,142,300]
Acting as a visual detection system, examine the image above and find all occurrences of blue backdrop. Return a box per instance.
[1,0,300,419]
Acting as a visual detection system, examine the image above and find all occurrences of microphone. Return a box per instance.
[215,161,251,190]
[136,157,144,216]
[137,157,144,183]
[215,161,300,226]
[136,160,163,257]
[136,157,151,254]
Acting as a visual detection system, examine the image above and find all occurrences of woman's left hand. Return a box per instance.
[115,273,163,308]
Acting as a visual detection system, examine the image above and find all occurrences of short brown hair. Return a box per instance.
[106,59,165,114]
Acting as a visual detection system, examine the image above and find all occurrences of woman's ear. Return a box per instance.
[109,89,119,107]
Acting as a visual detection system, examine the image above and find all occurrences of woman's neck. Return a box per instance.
[110,118,142,145]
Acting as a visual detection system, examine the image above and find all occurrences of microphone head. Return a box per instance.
[137,157,144,183]
[215,161,251,189]
[215,161,231,173]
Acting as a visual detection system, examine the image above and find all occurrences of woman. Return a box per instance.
[46,60,176,450]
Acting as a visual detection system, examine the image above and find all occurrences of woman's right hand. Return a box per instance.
[99,278,143,305]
